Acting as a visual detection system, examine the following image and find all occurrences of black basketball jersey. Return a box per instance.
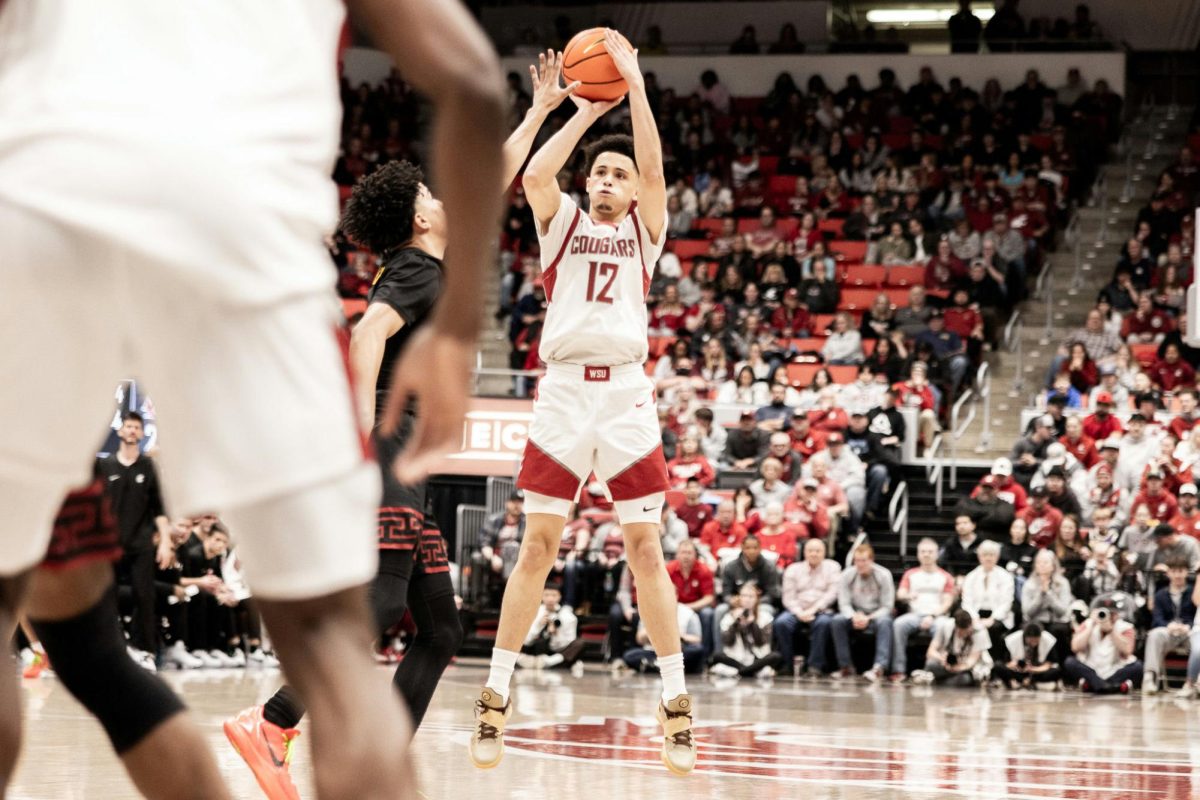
[367,246,443,415]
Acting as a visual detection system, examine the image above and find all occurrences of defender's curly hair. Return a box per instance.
[340,160,423,254]
[584,134,638,175]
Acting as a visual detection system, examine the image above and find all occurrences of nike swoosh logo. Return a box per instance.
[642,504,657,512]
[261,731,286,768]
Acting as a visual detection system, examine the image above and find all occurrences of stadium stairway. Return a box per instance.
[973,104,1193,458]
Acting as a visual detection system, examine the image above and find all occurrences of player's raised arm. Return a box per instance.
[501,50,581,192]
[347,0,505,481]
[523,94,624,231]
[604,29,665,242]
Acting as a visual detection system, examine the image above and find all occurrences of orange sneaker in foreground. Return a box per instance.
[656,694,696,775]
[22,653,49,680]
[223,705,302,800]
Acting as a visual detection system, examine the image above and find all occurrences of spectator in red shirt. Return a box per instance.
[789,414,827,458]
[943,288,984,358]
[1170,483,1200,539]
[924,238,966,292]
[1060,415,1099,469]
[1131,471,1179,523]
[1019,487,1064,548]
[666,435,716,489]
[665,538,717,655]
[746,206,785,258]
[1121,291,1175,344]
[650,283,688,334]
[893,362,939,446]
[755,502,801,567]
[1059,341,1099,392]
[700,500,748,558]
[1169,388,1200,441]
[1083,392,1124,441]
[784,477,832,539]
[673,477,713,539]
[807,387,850,434]
[974,457,1029,512]
[771,287,811,337]
[1152,343,1196,392]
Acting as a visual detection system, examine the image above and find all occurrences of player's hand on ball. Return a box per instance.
[380,327,473,485]
[569,92,625,119]
[530,49,580,115]
[603,29,642,88]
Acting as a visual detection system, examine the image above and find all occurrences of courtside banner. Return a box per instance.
[433,398,533,477]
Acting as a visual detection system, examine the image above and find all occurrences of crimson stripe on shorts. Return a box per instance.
[605,443,670,501]
[542,207,582,302]
[517,440,582,501]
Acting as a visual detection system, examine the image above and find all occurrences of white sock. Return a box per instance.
[485,647,519,702]
[658,652,687,702]
[543,653,564,668]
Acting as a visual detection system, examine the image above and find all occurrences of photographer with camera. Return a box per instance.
[517,584,584,673]
[1063,598,1142,694]
[910,610,992,686]
[711,582,783,679]
[994,623,1062,689]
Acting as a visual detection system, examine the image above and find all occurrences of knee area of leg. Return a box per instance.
[33,601,183,753]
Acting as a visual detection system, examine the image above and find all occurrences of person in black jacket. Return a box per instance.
[845,412,896,519]
[939,515,981,577]
[1143,560,1199,694]
[954,475,1016,539]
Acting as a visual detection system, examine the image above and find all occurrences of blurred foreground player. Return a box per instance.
[0,1,505,798]
[5,484,230,799]
[471,31,697,775]
[226,52,583,800]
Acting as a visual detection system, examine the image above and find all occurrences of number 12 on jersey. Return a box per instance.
[585,261,618,304]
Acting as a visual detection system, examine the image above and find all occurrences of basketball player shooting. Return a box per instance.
[469,30,697,776]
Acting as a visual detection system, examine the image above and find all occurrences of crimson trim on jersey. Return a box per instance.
[543,207,582,303]
[605,443,670,500]
[629,210,651,299]
[517,440,583,500]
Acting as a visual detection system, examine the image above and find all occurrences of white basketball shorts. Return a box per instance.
[517,362,670,505]
[0,172,377,598]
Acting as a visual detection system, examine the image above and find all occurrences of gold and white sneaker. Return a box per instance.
[468,688,512,769]
[656,693,696,775]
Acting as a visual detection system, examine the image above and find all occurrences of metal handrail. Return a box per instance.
[948,388,976,490]
[974,363,992,453]
[889,481,909,561]
[1003,309,1022,351]
[1007,316,1025,398]
[843,529,868,570]
[925,433,944,510]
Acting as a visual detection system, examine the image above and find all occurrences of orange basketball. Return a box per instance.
[561,28,630,102]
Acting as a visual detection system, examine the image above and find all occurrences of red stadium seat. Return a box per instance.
[693,218,726,237]
[818,218,845,239]
[665,490,687,509]
[828,241,869,262]
[777,217,800,241]
[838,289,878,312]
[861,339,877,356]
[736,218,759,234]
[1130,343,1158,369]
[884,288,911,307]
[845,133,864,150]
[888,116,915,135]
[342,298,367,319]
[706,261,720,280]
[670,239,711,259]
[789,337,826,353]
[769,174,798,195]
[828,365,858,384]
[758,156,780,176]
[886,265,926,287]
[647,336,676,359]
[810,314,837,333]
[786,363,820,387]
[882,133,909,151]
[924,134,943,150]
[1189,133,1200,153]
[732,97,762,115]
[1030,134,1053,153]
[842,265,887,288]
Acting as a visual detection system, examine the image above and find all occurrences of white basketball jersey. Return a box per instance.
[0,1,345,304]
[537,193,666,366]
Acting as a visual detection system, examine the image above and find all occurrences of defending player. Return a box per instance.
[0,1,505,798]
[469,31,697,776]
[224,52,582,800]
[2,483,231,799]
